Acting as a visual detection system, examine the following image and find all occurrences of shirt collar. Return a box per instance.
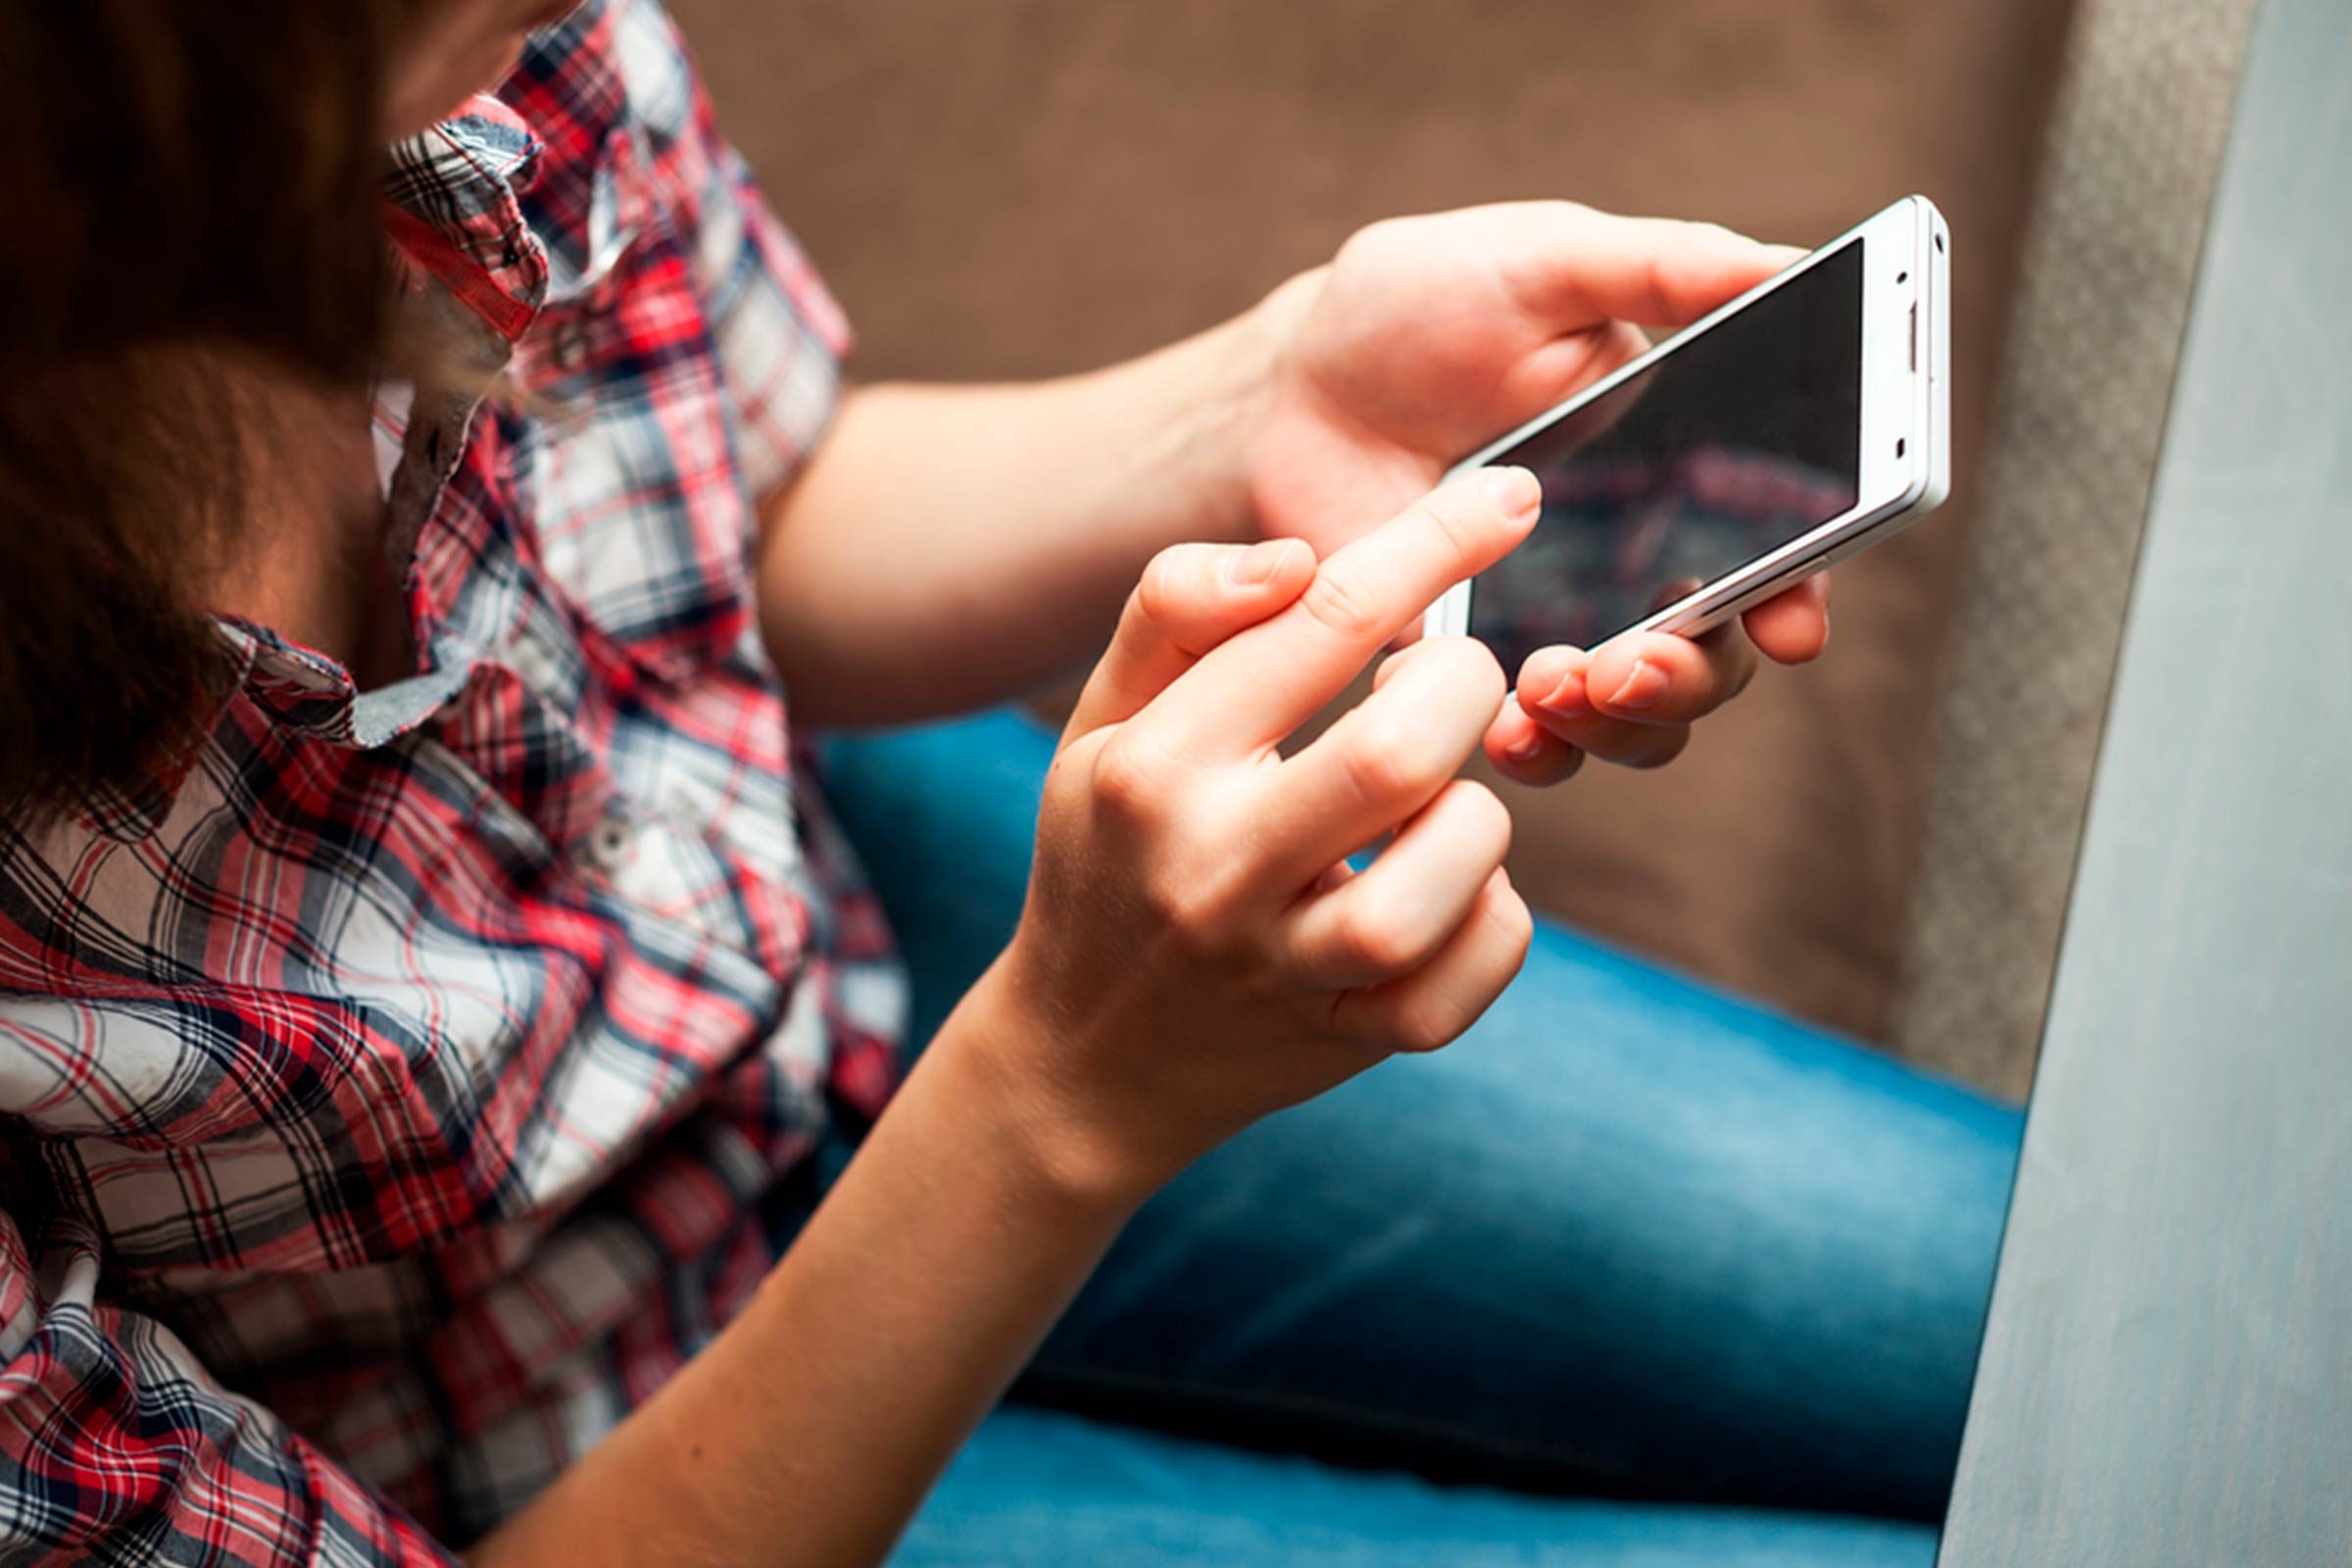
[378,95,551,344]
[203,95,552,747]
[214,614,367,740]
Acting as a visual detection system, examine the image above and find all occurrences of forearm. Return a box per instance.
[756,291,1293,726]
[467,970,1140,1568]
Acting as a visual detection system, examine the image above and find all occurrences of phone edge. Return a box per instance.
[1424,193,1949,657]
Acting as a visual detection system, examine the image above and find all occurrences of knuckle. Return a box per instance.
[1643,257,1678,324]
[1143,853,1252,953]
[1138,861,1211,939]
[1298,562,1389,642]
[1487,881,1536,955]
[1415,486,1487,565]
[1455,779,1514,859]
[1524,199,1599,247]
[1386,994,1462,1055]
[1091,733,1173,818]
[1337,215,1414,268]
[1132,545,1201,631]
[1339,901,1424,976]
[1340,713,1441,808]
[1429,637,1507,710]
[1130,561,1176,630]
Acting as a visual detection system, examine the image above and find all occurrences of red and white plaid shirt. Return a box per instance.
[0,3,905,1559]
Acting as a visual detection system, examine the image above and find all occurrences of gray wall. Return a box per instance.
[1937,0,2352,1558]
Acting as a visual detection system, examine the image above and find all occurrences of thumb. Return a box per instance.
[1064,537,1316,742]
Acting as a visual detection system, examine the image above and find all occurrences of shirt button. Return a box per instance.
[552,318,591,370]
[587,816,634,871]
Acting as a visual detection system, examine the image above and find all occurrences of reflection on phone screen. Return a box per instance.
[1468,239,1864,672]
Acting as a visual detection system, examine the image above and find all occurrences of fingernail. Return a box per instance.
[1227,537,1296,587]
[1607,658,1669,711]
[1482,466,1542,521]
[1536,666,1588,719]
[1504,734,1544,764]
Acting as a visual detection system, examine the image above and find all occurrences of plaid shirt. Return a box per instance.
[0,3,906,1560]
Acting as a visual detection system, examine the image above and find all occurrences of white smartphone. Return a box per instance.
[1422,194,1950,675]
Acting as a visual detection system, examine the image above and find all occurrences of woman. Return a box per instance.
[0,1,2020,1563]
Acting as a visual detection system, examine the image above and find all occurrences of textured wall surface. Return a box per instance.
[1893,0,2258,1097]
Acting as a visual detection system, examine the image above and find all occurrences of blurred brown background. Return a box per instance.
[670,0,2088,1079]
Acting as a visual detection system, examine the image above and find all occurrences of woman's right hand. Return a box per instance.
[473,466,1545,1568]
[970,466,1544,1201]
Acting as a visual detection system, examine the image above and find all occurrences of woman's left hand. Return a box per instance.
[1246,201,1831,786]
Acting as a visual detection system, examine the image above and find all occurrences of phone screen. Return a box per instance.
[1466,238,1864,674]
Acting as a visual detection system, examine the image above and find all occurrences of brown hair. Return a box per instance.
[0,2,409,822]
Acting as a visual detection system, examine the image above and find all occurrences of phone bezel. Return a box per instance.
[1422,194,1949,655]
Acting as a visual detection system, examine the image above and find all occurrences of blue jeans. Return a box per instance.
[818,710,2022,1566]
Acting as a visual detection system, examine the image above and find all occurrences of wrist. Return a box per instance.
[1211,268,1323,543]
[928,956,1169,1219]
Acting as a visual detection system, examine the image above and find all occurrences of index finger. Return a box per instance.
[1136,466,1542,760]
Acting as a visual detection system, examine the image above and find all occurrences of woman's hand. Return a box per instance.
[973,467,1544,1200]
[1245,201,1831,786]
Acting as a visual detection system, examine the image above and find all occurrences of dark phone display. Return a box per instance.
[1466,240,1863,675]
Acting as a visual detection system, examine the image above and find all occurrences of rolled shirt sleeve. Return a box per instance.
[613,0,854,501]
